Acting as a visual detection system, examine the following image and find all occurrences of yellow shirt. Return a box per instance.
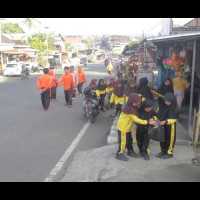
[117,112,148,133]
[110,93,124,105]
[173,77,190,91]
[96,88,110,97]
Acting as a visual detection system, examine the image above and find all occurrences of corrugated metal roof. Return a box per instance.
[146,32,200,42]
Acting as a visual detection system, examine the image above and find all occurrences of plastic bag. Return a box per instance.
[148,120,165,142]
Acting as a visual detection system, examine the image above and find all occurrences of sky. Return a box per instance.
[3,18,194,37]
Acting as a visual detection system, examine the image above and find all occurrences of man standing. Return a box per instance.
[37,68,52,111]
[58,66,76,107]
[77,67,87,96]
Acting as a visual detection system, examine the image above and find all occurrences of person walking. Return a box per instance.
[116,60,119,70]
[77,67,87,96]
[48,68,59,102]
[107,62,113,76]
[155,92,179,159]
[109,78,125,116]
[124,78,137,103]
[172,75,190,111]
[37,68,52,111]
[137,77,154,102]
[116,93,156,161]
[70,65,78,100]
[135,99,156,161]
[152,77,174,112]
[58,66,76,107]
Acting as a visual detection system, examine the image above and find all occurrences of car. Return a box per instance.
[4,62,24,76]
[111,55,119,62]
[48,58,62,69]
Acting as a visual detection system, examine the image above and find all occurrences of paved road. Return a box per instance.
[0,61,116,182]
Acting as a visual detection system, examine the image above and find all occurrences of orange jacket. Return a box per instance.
[77,70,87,84]
[37,74,52,90]
[58,73,76,90]
[48,70,59,87]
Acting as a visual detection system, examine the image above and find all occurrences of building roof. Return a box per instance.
[146,32,200,43]
[1,35,15,44]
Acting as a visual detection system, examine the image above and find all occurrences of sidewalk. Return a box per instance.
[60,142,200,182]
[60,111,200,182]
[60,68,200,182]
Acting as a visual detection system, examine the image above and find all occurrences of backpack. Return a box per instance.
[148,120,165,142]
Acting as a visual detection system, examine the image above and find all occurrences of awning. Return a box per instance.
[146,32,200,43]
[3,49,28,55]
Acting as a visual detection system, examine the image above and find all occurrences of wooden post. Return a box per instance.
[194,111,200,147]
[193,109,197,145]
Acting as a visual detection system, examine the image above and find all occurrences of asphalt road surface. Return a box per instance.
[0,61,117,182]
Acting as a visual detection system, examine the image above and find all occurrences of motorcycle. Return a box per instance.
[21,69,29,80]
[82,91,99,123]
[83,60,87,67]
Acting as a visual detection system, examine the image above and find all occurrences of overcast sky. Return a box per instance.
[4,18,194,36]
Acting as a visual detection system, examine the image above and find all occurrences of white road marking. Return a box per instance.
[44,120,91,182]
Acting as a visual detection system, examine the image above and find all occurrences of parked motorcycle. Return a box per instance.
[82,89,99,123]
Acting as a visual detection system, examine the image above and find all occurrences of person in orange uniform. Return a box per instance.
[37,68,52,111]
[58,66,76,107]
[77,67,87,96]
[48,67,59,102]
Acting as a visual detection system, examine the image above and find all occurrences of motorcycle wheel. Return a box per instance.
[89,114,94,123]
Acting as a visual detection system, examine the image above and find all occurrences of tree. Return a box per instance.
[122,41,139,55]
[1,23,24,33]
[21,18,42,35]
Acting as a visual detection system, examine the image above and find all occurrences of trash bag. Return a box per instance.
[148,120,165,142]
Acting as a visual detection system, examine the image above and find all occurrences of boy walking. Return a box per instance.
[77,67,87,96]
[58,66,76,107]
[37,68,52,111]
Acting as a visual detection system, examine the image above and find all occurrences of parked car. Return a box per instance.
[4,62,24,76]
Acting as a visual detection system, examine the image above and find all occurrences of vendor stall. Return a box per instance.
[146,32,200,141]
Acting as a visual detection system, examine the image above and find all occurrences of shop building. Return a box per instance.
[146,32,200,142]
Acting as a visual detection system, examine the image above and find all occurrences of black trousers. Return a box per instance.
[117,130,134,154]
[160,123,176,155]
[77,82,84,95]
[41,88,50,110]
[64,88,72,105]
[98,94,106,109]
[50,86,57,99]
[135,126,150,154]
[115,104,122,115]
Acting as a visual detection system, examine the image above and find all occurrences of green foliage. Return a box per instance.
[122,41,139,55]
[1,23,24,33]
[65,43,75,52]
[27,37,47,52]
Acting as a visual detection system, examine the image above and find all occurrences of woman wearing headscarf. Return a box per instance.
[124,78,137,103]
[96,79,110,111]
[107,78,116,100]
[135,99,156,161]
[116,93,156,161]
[137,77,154,102]
[109,78,125,116]
[155,92,179,159]
[152,78,174,111]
